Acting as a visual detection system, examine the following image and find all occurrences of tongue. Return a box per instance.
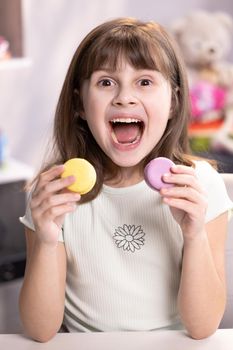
[113,123,140,144]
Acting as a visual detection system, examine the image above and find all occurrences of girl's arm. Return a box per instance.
[160,165,228,339]
[19,229,67,342]
[177,212,227,339]
[19,165,80,342]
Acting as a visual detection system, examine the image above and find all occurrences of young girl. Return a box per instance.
[19,17,232,342]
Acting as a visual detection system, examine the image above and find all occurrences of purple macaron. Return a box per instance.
[144,157,175,191]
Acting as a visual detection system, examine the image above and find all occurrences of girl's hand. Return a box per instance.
[30,165,81,246]
[160,165,208,241]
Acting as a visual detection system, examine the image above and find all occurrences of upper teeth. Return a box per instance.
[111,118,141,123]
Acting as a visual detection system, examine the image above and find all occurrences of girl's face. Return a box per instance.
[81,59,172,171]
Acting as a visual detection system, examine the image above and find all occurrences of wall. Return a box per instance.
[0,0,233,171]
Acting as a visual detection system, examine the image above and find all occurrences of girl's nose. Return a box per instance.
[112,87,138,107]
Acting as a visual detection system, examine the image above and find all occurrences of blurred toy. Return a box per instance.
[190,81,227,121]
[0,35,11,61]
[0,129,8,168]
[171,10,233,153]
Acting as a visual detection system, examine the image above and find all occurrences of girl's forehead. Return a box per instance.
[98,56,134,71]
[92,54,160,74]
[81,39,172,82]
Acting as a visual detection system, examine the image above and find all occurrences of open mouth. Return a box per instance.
[110,118,144,145]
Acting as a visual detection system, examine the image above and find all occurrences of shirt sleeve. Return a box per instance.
[194,160,233,223]
[19,192,64,242]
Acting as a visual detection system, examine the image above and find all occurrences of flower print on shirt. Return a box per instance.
[113,224,145,252]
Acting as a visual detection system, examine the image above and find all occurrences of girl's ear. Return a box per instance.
[74,89,85,119]
[79,110,86,120]
[169,86,179,119]
[168,102,174,120]
[168,112,173,120]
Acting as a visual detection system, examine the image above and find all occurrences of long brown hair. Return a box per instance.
[37,18,194,202]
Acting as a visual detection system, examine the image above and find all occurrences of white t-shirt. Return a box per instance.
[20,161,233,332]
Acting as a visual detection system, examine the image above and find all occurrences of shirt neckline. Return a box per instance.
[102,180,151,195]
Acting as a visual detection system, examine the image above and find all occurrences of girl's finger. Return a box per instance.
[31,191,80,211]
[33,175,76,203]
[43,203,77,221]
[162,197,206,218]
[162,173,204,193]
[171,164,196,175]
[34,203,77,226]
[160,185,205,205]
[33,165,65,194]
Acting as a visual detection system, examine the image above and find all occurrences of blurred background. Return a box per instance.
[0,0,233,334]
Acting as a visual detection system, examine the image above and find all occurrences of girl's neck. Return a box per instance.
[104,166,144,188]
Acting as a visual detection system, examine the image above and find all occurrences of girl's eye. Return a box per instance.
[139,79,152,86]
[98,79,114,87]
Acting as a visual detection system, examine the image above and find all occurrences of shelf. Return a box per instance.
[0,57,31,70]
[0,158,34,184]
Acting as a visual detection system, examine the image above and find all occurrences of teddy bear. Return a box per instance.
[171,10,233,154]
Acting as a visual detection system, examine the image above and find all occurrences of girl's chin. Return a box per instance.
[109,155,145,169]
[102,141,151,167]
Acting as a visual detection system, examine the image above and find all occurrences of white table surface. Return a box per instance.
[0,330,233,350]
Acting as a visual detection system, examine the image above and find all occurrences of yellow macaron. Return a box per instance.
[61,158,97,194]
